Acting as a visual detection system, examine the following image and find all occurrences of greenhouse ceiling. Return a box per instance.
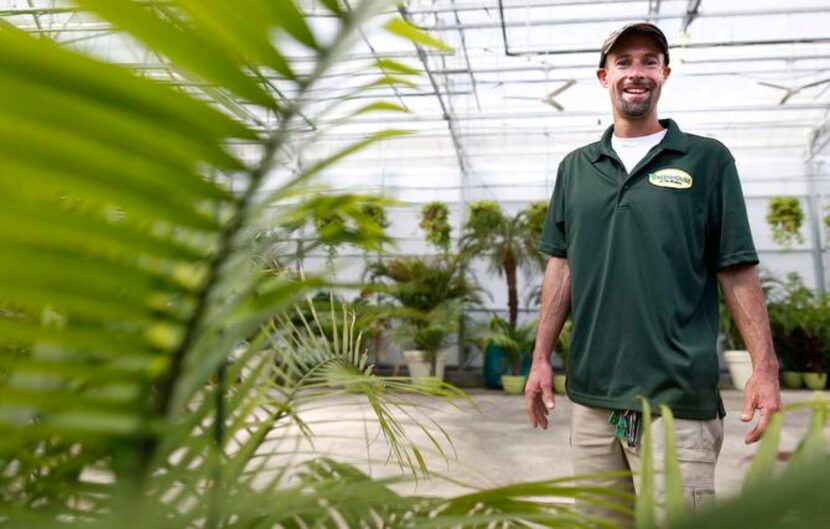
[4,0,830,203]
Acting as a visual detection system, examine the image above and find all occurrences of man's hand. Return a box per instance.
[717,264,782,445]
[524,359,555,429]
[740,363,782,444]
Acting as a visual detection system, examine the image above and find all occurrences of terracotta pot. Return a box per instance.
[501,375,526,395]
[781,371,803,389]
[802,372,828,390]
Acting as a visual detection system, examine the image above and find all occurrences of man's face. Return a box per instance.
[597,33,671,120]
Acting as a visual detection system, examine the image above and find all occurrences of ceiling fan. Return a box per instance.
[757,77,830,105]
[502,79,576,111]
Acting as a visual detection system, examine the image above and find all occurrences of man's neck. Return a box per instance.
[612,115,664,138]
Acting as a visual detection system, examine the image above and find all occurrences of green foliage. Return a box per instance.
[766,196,805,247]
[556,318,573,368]
[462,201,543,328]
[522,200,549,270]
[766,273,830,372]
[824,204,830,245]
[365,255,481,313]
[420,201,452,252]
[482,316,537,374]
[0,1,479,526]
[5,2,830,528]
[361,201,390,231]
[366,255,478,374]
[664,399,830,529]
[407,302,461,354]
[465,200,506,243]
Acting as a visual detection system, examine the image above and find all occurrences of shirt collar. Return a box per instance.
[589,118,689,163]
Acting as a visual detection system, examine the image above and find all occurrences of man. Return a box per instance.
[524,22,781,521]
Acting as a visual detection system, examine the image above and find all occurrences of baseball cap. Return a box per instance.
[598,23,670,68]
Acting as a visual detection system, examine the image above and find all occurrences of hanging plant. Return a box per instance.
[766,196,804,247]
[419,201,452,252]
[361,202,389,231]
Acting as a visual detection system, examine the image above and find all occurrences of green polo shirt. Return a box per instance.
[540,119,758,420]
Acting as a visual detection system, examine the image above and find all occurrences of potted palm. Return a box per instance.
[364,255,480,383]
[395,302,460,386]
[482,316,537,394]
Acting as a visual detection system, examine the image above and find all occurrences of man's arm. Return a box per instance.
[717,264,781,444]
[525,256,572,429]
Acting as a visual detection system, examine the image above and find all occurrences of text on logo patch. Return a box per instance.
[648,169,693,189]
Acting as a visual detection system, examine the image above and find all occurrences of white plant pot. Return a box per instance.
[723,350,753,390]
[403,350,446,381]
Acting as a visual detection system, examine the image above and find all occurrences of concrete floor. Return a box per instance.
[287,389,830,498]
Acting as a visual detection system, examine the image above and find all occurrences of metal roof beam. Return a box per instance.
[418,6,830,31]
[682,0,703,32]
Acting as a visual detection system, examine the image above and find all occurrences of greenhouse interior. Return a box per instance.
[1,0,830,527]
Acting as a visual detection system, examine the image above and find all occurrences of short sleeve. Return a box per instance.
[539,163,568,257]
[708,154,759,270]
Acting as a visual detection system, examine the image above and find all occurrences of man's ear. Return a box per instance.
[597,68,608,87]
[662,65,672,82]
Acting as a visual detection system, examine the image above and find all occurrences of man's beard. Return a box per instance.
[616,86,657,117]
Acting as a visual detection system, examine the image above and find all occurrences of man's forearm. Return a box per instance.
[717,264,779,373]
[532,257,572,362]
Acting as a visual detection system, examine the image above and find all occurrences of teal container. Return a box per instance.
[483,343,531,389]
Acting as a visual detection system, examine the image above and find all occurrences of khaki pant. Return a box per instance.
[570,402,724,527]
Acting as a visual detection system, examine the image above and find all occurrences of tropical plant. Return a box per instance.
[461,201,542,329]
[4,2,830,528]
[767,273,830,373]
[392,300,462,377]
[420,201,452,253]
[766,196,805,247]
[635,397,830,529]
[523,200,550,271]
[365,255,480,376]
[0,0,491,526]
[481,316,537,375]
[365,255,481,314]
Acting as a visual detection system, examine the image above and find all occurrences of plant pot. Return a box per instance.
[403,350,446,381]
[723,350,752,390]
[781,371,803,389]
[500,375,526,394]
[802,372,828,390]
[483,343,531,389]
[553,374,567,394]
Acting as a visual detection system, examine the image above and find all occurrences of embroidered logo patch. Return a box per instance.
[649,169,693,189]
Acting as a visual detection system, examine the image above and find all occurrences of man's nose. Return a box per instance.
[626,63,647,79]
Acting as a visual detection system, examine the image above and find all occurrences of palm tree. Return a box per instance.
[2,3,830,529]
[461,201,543,328]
